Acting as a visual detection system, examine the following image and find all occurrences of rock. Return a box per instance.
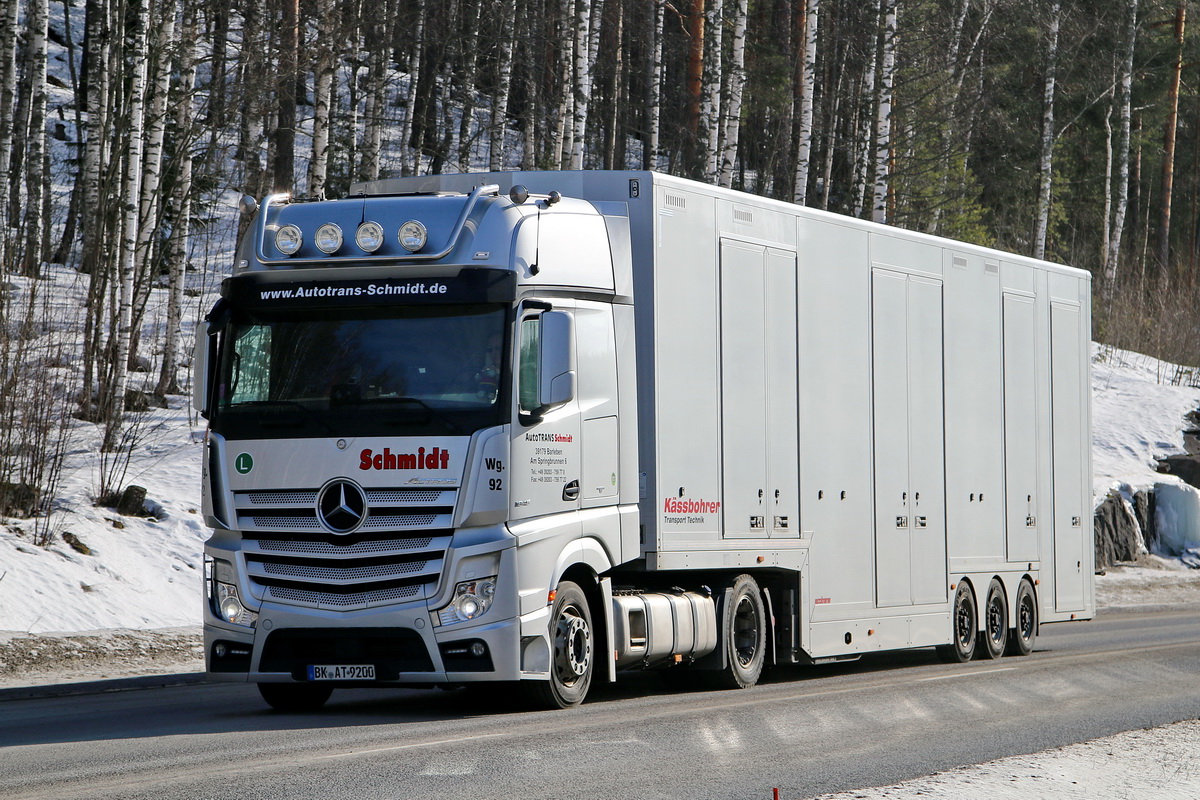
[116,485,147,516]
[1133,489,1157,553]
[1093,490,1143,571]
[1156,454,1200,490]
[62,532,91,555]
[0,482,40,518]
[123,389,168,412]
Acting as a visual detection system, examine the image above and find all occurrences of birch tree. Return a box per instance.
[1103,0,1138,296]
[22,0,50,274]
[309,0,339,193]
[399,0,426,176]
[701,0,724,180]
[456,0,484,170]
[157,1,199,397]
[0,0,19,278]
[871,0,897,225]
[1032,1,1061,261]
[793,0,820,204]
[716,0,746,188]
[106,0,150,449]
[643,0,665,170]
[569,0,597,170]
[489,0,518,170]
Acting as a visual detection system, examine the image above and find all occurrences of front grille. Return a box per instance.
[235,487,456,611]
[260,628,434,678]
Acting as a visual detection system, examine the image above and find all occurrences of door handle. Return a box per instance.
[562,480,580,501]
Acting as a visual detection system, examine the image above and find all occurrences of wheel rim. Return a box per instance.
[955,590,974,647]
[732,595,760,667]
[1018,593,1035,642]
[552,604,591,685]
[987,595,1005,645]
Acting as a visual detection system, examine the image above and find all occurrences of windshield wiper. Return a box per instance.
[232,400,335,434]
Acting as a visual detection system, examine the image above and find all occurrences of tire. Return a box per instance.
[258,682,333,712]
[715,574,767,689]
[1005,580,1037,657]
[981,579,1008,660]
[937,581,977,663]
[523,581,594,709]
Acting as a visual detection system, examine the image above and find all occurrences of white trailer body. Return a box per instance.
[196,170,1092,710]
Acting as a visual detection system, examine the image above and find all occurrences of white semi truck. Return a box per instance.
[194,170,1094,711]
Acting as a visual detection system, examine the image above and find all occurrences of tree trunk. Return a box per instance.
[716,0,746,188]
[309,0,338,193]
[106,0,150,450]
[569,0,597,170]
[701,0,723,180]
[0,0,19,277]
[399,0,426,176]
[490,0,518,170]
[457,0,483,170]
[793,0,820,204]
[1158,1,1185,272]
[22,0,50,274]
[272,0,299,193]
[684,0,705,174]
[871,0,897,225]
[1103,0,1138,297]
[1032,1,1061,261]
[157,0,199,397]
[644,0,665,170]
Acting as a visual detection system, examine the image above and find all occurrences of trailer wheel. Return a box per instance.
[1005,580,1037,657]
[523,581,594,709]
[937,581,977,663]
[716,574,767,689]
[257,682,333,712]
[981,579,1008,660]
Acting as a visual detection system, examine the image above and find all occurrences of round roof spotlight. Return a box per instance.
[315,223,343,254]
[398,220,428,252]
[275,224,303,256]
[509,184,530,205]
[356,221,385,253]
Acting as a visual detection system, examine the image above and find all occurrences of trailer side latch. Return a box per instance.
[896,516,908,528]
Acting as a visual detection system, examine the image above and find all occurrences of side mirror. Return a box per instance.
[538,311,575,409]
[192,320,213,417]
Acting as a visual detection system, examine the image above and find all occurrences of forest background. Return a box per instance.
[0,0,1196,530]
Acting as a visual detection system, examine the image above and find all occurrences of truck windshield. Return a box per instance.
[211,304,507,440]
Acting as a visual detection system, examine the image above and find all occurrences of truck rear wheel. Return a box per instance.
[258,682,333,712]
[715,574,767,689]
[937,581,977,663]
[523,581,594,709]
[981,579,1008,660]
[1005,580,1037,656]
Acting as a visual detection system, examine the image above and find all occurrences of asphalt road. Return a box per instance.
[1,610,1197,800]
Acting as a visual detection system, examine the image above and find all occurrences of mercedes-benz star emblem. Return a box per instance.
[317,480,368,534]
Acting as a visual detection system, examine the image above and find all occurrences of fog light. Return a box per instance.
[356,221,385,252]
[214,642,228,658]
[315,223,343,254]
[275,224,302,255]
[469,642,486,658]
[398,220,427,252]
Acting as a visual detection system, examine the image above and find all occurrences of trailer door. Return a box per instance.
[1050,301,1086,611]
[872,269,948,608]
[719,241,799,539]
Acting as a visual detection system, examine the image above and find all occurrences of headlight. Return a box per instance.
[436,577,497,626]
[275,224,302,255]
[208,558,258,628]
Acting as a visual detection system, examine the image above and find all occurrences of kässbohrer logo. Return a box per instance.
[359,446,451,471]
[662,497,721,514]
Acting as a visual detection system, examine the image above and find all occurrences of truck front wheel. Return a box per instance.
[716,574,767,689]
[524,581,594,709]
[258,682,333,712]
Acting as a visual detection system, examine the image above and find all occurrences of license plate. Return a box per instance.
[307,664,376,681]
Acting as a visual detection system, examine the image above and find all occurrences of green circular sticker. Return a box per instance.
[234,453,254,474]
